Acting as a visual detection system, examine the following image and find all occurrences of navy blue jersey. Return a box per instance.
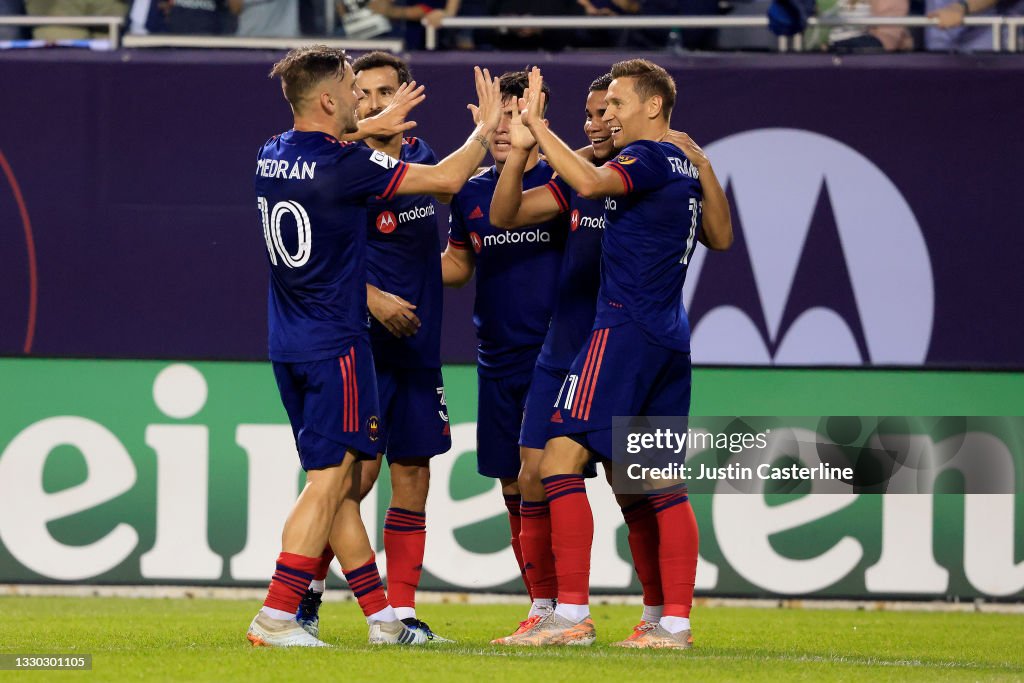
[597,140,703,352]
[365,137,443,369]
[536,174,606,370]
[255,129,408,362]
[448,161,565,378]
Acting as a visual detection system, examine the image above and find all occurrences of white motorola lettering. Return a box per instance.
[482,228,552,247]
[398,204,436,223]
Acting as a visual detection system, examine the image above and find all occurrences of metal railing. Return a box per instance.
[1,12,1018,53]
[121,35,403,51]
[424,14,1021,52]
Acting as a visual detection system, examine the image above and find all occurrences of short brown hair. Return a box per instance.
[499,69,551,116]
[589,72,613,93]
[351,51,413,86]
[269,45,349,111]
[610,59,676,121]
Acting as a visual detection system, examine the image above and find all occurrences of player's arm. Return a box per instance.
[343,80,426,141]
[441,241,475,287]
[663,130,733,251]
[490,108,562,228]
[396,67,502,197]
[491,153,563,228]
[521,68,626,200]
[367,284,421,337]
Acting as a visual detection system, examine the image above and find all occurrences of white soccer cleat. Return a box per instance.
[247,612,330,648]
[368,619,429,645]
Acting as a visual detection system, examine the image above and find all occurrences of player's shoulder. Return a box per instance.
[401,136,438,163]
[616,139,669,162]
[460,165,497,193]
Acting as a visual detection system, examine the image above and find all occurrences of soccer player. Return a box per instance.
[510,62,733,648]
[293,51,454,643]
[247,45,502,648]
[490,76,729,645]
[486,73,613,642]
[440,70,565,600]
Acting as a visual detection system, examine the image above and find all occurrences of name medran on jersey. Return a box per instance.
[258,159,317,180]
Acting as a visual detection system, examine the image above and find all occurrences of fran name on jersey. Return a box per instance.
[257,157,317,180]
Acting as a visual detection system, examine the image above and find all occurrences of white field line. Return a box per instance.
[2,584,1023,614]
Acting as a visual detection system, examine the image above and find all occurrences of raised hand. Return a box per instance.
[361,80,426,138]
[520,66,546,129]
[662,130,711,170]
[466,66,501,133]
[510,94,537,151]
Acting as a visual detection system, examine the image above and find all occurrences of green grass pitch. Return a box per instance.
[1,597,1022,681]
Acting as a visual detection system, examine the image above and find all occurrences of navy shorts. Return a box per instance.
[272,338,382,471]
[375,364,452,462]
[477,368,533,479]
[519,362,566,450]
[548,322,692,461]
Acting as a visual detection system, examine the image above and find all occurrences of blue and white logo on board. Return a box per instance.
[686,128,934,366]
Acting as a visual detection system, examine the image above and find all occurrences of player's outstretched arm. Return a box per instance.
[441,242,475,288]
[491,154,562,228]
[663,130,732,251]
[521,67,626,200]
[367,284,421,337]
[344,80,426,141]
[490,106,562,228]
[396,67,502,196]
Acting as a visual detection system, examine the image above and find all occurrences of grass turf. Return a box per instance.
[1,597,1022,681]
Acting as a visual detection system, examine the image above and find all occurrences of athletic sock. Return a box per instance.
[342,555,390,619]
[383,507,427,610]
[519,500,557,601]
[660,616,691,634]
[652,491,698,620]
[554,602,590,623]
[260,606,295,621]
[621,498,665,609]
[542,474,592,607]
[528,598,555,618]
[312,544,334,585]
[504,493,531,598]
[641,604,664,624]
[366,605,399,625]
[394,606,416,621]
[262,551,320,616]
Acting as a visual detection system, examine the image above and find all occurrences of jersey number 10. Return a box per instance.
[258,197,311,268]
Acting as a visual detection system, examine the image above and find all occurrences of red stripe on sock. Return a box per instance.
[384,509,426,609]
[655,499,698,618]
[544,477,592,605]
[342,556,390,617]
[508,507,531,600]
[315,545,335,582]
[263,552,321,614]
[520,502,557,600]
[623,501,663,606]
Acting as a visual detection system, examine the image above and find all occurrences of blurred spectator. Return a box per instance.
[488,0,581,50]
[24,0,127,40]
[227,0,298,36]
[126,0,233,34]
[807,0,913,51]
[925,0,1023,50]
[368,0,459,48]
[0,0,24,41]
[335,0,391,38]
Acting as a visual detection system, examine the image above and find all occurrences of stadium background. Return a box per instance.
[1,50,1022,602]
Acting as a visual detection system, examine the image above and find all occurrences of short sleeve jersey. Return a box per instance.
[536,174,606,370]
[365,137,443,369]
[597,139,703,352]
[448,161,565,378]
[255,129,408,363]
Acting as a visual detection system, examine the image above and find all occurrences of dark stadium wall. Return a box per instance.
[0,51,1022,367]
